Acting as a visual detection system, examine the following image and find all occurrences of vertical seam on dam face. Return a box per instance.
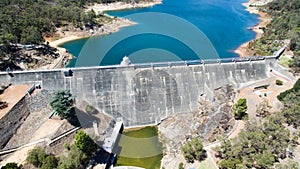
[0,59,274,126]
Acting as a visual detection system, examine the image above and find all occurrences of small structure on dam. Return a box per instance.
[0,49,290,127]
[102,121,124,154]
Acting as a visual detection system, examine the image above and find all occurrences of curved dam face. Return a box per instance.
[0,59,275,126]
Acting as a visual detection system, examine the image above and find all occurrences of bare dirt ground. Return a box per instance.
[46,121,76,157]
[228,120,245,139]
[0,119,64,167]
[0,85,30,119]
[237,72,296,119]
[0,97,114,167]
[0,90,64,167]
[75,100,114,144]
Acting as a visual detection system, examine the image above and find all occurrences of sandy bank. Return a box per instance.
[86,0,162,15]
[46,36,82,69]
[48,36,82,48]
[45,16,135,69]
[235,0,273,57]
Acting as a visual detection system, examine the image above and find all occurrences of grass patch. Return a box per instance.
[278,54,292,67]
[198,157,217,169]
[85,104,95,113]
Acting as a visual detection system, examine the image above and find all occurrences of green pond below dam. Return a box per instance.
[115,126,163,169]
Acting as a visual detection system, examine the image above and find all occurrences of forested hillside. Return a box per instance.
[216,77,300,168]
[249,0,300,73]
[0,0,107,45]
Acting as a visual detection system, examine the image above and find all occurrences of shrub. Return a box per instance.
[181,137,206,163]
[85,105,95,113]
[1,163,21,169]
[276,79,283,85]
[41,155,58,169]
[233,98,248,120]
[256,99,272,117]
[75,131,97,156]
[278,79,300,101]
[263,84,269,89]
[219,158,242,169]
[58,145,87,169]
[178,162,184,169]
[26,147,46,168]
[26,146,58,169]
[64,143,71,150]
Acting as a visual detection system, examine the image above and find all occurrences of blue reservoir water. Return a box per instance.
[61,0,258,67]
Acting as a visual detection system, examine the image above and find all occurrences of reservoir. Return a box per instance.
[61,0,258,67]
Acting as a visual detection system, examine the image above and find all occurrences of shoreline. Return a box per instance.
[48,36,83,48]
[48,0,162,47]
[45,36,84,69]
[46,0,264,68]
[45,0,162,69]
[86,0,162,15]
[234,0,273,57]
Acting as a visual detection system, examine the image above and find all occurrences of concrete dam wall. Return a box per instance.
[0,59,276,126]
[0,95,31,148]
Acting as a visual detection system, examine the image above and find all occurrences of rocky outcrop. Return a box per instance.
[198,84,235,142]
[158,84,235,155]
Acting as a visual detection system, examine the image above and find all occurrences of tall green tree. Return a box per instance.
[50,90,75,119]
[20,26,43,44]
